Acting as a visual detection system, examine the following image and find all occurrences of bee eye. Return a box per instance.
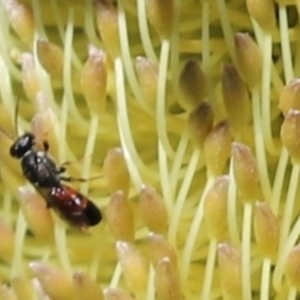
[9,144,18,157]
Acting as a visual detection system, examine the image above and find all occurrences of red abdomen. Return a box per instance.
[46,185,102,228]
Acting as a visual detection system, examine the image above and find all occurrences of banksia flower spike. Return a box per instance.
[0,0,300,299]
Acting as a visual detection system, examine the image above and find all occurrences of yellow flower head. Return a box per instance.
[0,0,298,299]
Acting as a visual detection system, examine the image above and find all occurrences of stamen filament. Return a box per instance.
[54,223,72,276]
[168,149,200,244]
[156,39,175,158]
[158,141,172,213]
[260,258,271,300]
[11,210,27,277]
[227,159,240,246]
[270,149,289,213]
[115,57,143,187]
[273,164,300,291]
[180,176,214,283]
[200,238,217,300]
[63,8,86,125]
[80,114,99,194]
[109,262,122,288]
[241,203,252,300]
[201,0,210,74]
[279,5,294,82]
[169,130,189,196]
[84,0,102,48]
[251,87,271,200]
[260,33,279,155]
[216,0,237,66]
[137,0,158,64]
[117,0,151,114]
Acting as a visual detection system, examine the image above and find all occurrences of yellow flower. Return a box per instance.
[0,0,299,299]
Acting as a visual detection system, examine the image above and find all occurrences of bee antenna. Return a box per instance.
[14,98,20,138]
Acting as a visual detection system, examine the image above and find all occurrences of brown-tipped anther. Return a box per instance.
[232,142,262,202]
[103,148,130,196]
[246,0,276,33]
[73,271,104,300]
[254,202,279,257]
[95,0,120,59]
[21,53,40,102]
[104,287,135,300]
[81,46,107,113]
[154,257,181,300]
[31,93,59,159]
[116,241,149,294]
[204,176,229,240]
[188,102,214,149]
[178,59,207,111]
[221,63,251,132]
[106,191,135,242]
[11,276,35,300]
[148,232,177,268]
[217,242,242,299]
[29,262,73,300]
[0,219,14,262]
[234,33,262,88]
[203,121,232,176]
[37,39,64,82]
[147,0,174,39]
[279,79,300,116]
[18,186,53,238]
[4,0,34,46]
[285,245,300,289]
[139,184,168,234]
[281,109,300,163]
[135,56,157,105]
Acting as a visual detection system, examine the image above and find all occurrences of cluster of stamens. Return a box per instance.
[0,0,300,299]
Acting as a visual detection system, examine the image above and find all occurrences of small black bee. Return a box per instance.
[9,132,102,228]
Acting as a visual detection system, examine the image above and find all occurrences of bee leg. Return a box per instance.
[56,166,66,174]
[60,176,87,183]
[60,174,103,183]
[43,141,49,152]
